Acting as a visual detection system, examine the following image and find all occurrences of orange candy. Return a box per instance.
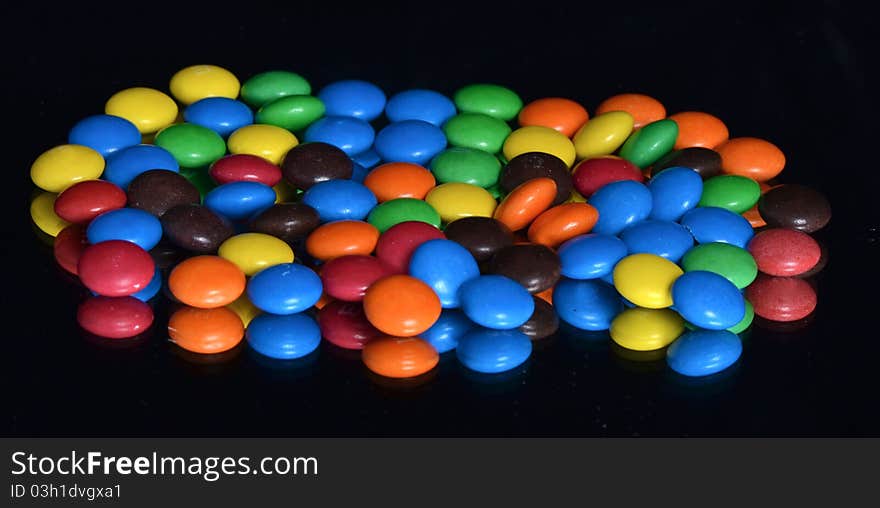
[716,137,786,182]
[517,98,589,138]
[362,336,439,378]
[168,306,245,354]
[363,162,436,202]
[305,220,380,261]
[527,202,599,248]
[595,93,666,129]
[363,275,441,337]
[168,256,246,309]
[535,286,554,305]
[493,177,557,231]
[668,111,729,149]
[743,182,776,228]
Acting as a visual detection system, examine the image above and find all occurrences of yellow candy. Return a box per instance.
[227,294,261,327]
[610,307,684,351]
[502,126,576,167]
[613,253,683,309]
[30,192,69,237]
[572,111,634,160]
[273,180,299,203]
[169,64,241,105]
[218,232,294,276]
[227,124,298,165]
[105,87,179,134]
[30,144,104,193]
[425,182,497,223]
[565,190,587,203]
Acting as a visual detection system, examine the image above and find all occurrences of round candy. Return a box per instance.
[748,229,820,276]
[745,274,817,322]
[247,313,320,360]
[425,183,496,223]
[552,278,622,330]
[227,124,298,165]
[588,180,652,235]
[611,307,684,351]
[249,203,320,243]
[131,267,162,302]
[77,296,154,339]
[618,118,678,168]
[362,336,439,378]
[595,93,665,129]
[352,150,381,171]
[443,217,514,262]
[209,154,282,186]
[572,156,643,198]
[493,177,557,231]
[184,97,253,137]
[78,240,155,297]
[318,300,382,350]
[169,64,240,105]
[375,221,445,274]
[728,300,755,335]
[488,244,560,294]
[367,198,440,233]
[155,123,227,169]
[668,111,729,149]
[647,166,703,221]
[169,255,246,308]
[385,89,456,126]
[68,114,141,157]
[557,234,627,279]
[105,87,178,134]
[127,170,200,217]
[443,113,511,153]
[227,294,261,328]
[572,111,634,160]
[321,255,391,302]
[30,192,69,237]
[31,144,104,193]
[527,203,599,248]
[651,147,722,179]
[86,208,162,250]
[281,142,353,190]
[374,120,447,165]
[619,220,694,262]
[503,126,576,168]
[758,184,831,233]
[422,309,475,353]
[318,80,386,121]
[161,204,234,253]
[459,275,534,330]
[681,242,758,289]
[364,162,436,202]
[699,174,761,213]
[613,253,682,309]
[303,179,377,222]
[666,330,742,377]
[54,180,126,223]
[672,271,745,330]
[103,144,179,189]
[454,84,522,121]
[204,181,276,220]
[680,207,754,248]
[256,95,325,132]
[303,116,374,156]
[363,275,442,336]
[54,224,88,274]
[519,297,559,340]
[409,239,479,308]
[168,306,244,354]
[241,70,311,108]
[500,152,572,206]
[456,328,532,373]
[306,220,380,261]
[517,97,589,137]
[247,263,322,314]
[716,137,785,181]
[219,233,294,276]
[430,147,501,188]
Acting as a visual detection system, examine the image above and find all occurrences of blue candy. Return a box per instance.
[552,278,622,331]
[409,239,479,308]
[302,179,377,222]
[374,120,447,165]
[350,162,370,183]
[456,328,532,373]
[666,329,742,377]
[68,114,141,157]
[103,144,179,189]
[247,312,321,360]
[459,275,534,330]
[672,271,745,330]
[86,208,162,250]
[557,234,627,279]
[648,166,703,221]
[589,180,653,235]
[247,263,323,315]
[184,97,254,137]
[132,267,162,302]
[352,148,381,169]
[304,116,375,155]
[318,80,387,121]
[385,89,457,126]
[680,206,754,248]
[204,181,276,220]
[421,309,475,353]
[619,220,694,262]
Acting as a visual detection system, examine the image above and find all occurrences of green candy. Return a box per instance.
[256,95,325,132]
[486,183,505,200]
[453,84,523,121]
[367,198,441,233]
[155,123,226,169]
[180,167,216,198]
[430,147,502,187]
[698,175,761,213]
[681,242,758,290]
[727,300,754,334]
[241,70,312,108]
[618,119,678,168]
[443,113,511,154]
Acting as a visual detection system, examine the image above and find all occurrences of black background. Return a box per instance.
[4,2,878,436]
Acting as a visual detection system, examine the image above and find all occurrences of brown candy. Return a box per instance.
[758,184,831,233]
[519,297,559,340]
[127,169,200,217]
[248,203,321,244]
[281,142,353,190]
[650,147,722,179]
[499,152,573,206]
[443,217,514,262]
[487,244,560,293]
[161,204,234,253]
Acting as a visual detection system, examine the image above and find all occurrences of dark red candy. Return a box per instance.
[127,169,201,217]
[54,180,126,223]
[320,255,392,302]
[442,216,514,262]
[519,297,559,339]
[500,152,573,206]
[572,157,644,197]
[758,184,832,233]
[318,300,382,350]
[747,228,820,276]
[161,204,234,253]
[488,244,560,293]
[77,296,154,339]
[375,221,446,274]
[650,147,722,179]
[248,203,321,244]
[209,154,283,186]
[53,223,89,275]
[78,240,155,297]
[745,274,817,322]
[281,142,353,190]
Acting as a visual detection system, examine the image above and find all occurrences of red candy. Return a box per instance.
[54,180,126,224]
[748,228,820,276]
[53,223,89,275]
[77,296,154,338]
[572,157,644,197]
[318,300,382,350]
[746,274,817,322]
[320,255,392,302]
[78,240,155,297]
[209,154,283,186]
[375,221,445,274]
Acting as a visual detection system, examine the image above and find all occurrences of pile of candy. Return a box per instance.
[30,65,831,379]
